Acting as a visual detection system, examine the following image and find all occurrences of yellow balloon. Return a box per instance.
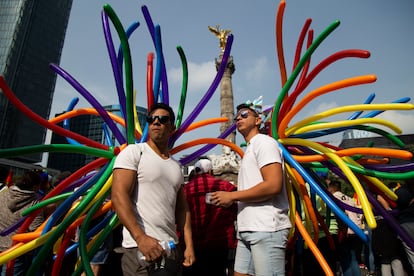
[133,89,143,135]
[0,232,53,265]
[287,117,402,137]
[285,164,315,241]
[278,75,378,138]
[284,103,414,136]
[343,157,397,201]
[284,164,297,238]
[280,138,376,229]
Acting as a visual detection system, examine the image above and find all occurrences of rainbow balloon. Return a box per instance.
[0,1,413,275]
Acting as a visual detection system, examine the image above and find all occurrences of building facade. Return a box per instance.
[0,0,73,163]
[47,105,147,173]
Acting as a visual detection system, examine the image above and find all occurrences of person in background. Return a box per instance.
[372,193,406,276]
[183,158,237,276]
[112,103,195,276]
[0,170,45,276]
[80,211,114,276]
[51,170,72,188]
[211,98,291,276]
[328,180,364,276]
[395,178,414,275]
[30,169,52,197]
[0,166,9,192]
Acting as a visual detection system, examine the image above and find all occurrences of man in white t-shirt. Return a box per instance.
[112,103,195,275]
[211,98,291,276]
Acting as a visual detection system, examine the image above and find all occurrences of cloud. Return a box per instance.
[312,101,339,115]
[168,61,216,93]
[377,110,414,135]
[245,56,272,82]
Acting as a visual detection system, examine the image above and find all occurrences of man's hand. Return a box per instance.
[182,246,195,267]
[210,191,234,208]
[136,234,163,262]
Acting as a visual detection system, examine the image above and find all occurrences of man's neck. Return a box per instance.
[243,129,260,144]
[146,140,170,159]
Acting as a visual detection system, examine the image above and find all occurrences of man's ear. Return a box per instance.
[255,116,262,126]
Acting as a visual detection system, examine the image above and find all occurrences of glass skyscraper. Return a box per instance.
[47,105,148,173]
[0,0,73,163]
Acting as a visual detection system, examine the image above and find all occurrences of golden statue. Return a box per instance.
[208,24,231,52]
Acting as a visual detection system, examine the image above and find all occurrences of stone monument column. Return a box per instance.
[216,54,236,152]
[207,25,240,184]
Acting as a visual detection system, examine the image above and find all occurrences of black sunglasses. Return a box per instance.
[234,110,249,121]
[146,115,170,124]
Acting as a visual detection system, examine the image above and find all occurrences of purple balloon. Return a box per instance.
[50,64,126,145]
[179,123,236,165]
[365,163,414,172]
[0,217,25,236]
[142,5,169,104]
[367,190,414,251]
[102,10,127,122]
[170,34,234,145]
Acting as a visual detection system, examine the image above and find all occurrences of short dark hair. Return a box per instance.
[148,103,175,124]
[328,180,341,191]
[15,171,41,191]
[236,102,262,115]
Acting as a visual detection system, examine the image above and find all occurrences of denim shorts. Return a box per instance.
[234,229,289,276]
[90,233,113,265]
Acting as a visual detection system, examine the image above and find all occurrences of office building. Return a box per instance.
[0,0,73,163]
[47,105,147,172]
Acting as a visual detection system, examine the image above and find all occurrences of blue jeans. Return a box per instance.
[234,229,289,276]
[339,235,362,276]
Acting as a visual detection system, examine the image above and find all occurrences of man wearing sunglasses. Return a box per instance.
[112,103,195,275]
[210,100,291,276]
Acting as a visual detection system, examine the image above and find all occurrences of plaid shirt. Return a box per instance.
[184,173,237,250]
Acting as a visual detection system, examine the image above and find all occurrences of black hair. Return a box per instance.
[0,166,9,182]
[328,180,341,191]
[15,171,41,191]
[148,103,175,124]
[236,103,251,111]
[236,103,260,116]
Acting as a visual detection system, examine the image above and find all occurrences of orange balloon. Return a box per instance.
[292,147,412,163]
[276,0,287,86]
[170,138,244,158]
[49,108,142,140]
[184,117,228,132]
[278,75,377,138]
[291,168,319,243]
[295,212,334,276]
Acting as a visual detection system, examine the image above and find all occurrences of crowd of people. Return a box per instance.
[296,177,414,276]
[0,101,413,276]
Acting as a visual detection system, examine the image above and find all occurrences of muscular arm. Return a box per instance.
[112,168,162,260]
[212,162,283,207]
[112,168,143,241]
[175,186,195,266]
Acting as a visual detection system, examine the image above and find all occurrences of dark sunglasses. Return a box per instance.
[234,110,250,121]
[146,115,170,124]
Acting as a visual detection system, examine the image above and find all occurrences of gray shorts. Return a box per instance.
[116,246,183,276]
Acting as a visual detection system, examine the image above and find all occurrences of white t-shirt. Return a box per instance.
[237,134,291,232]
[113,143,184,248]
[332,191,363,234]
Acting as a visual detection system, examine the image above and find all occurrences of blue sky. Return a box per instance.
[50,0,414,159]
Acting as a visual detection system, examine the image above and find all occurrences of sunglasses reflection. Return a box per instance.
[146,115,170,124]
[233,110,249,121]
